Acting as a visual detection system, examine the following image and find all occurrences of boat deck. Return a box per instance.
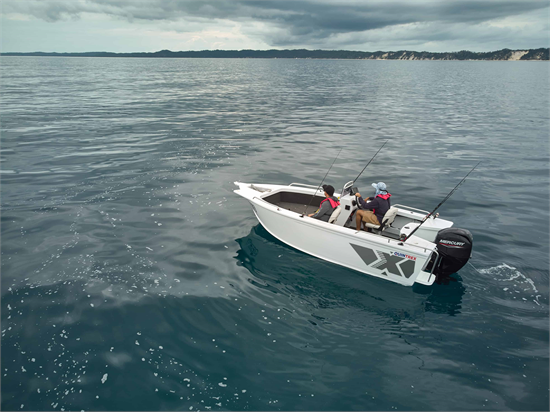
[276,201,319,215]
[263,191,325,215]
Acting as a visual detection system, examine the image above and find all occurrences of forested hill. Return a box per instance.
[4,48,549,60]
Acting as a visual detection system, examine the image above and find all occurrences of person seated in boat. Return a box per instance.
[355,182,391,231]
[308,184,340,222]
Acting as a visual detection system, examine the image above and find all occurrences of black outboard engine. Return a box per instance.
[426,228,473,282]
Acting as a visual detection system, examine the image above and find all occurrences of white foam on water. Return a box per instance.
[478,263,542,305]
[101,373,108,384]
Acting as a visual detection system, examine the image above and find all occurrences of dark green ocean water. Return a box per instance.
[1,57,548,411]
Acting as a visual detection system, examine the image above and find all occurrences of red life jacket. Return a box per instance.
[321,197,340,209]
[371,193,391,215]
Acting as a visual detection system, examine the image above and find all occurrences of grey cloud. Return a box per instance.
[332,21,543,50]
[4,0,88,22]
[237,0,549,45]
[4,0,549,47]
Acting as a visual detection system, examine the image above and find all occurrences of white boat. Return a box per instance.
[234,180,473,287]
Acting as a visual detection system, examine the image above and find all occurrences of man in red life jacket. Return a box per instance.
[355,182,391,231]
[308,184,340,222]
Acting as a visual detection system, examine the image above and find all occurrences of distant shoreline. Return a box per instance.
[2,48,549,61]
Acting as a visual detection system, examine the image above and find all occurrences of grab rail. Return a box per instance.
[394,204,430,215]
[289,182,324,190]
[428,250,441,284]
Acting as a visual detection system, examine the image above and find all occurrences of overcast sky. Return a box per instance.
[2,0,549,53]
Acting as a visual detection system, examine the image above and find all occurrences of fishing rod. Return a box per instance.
[403,161,481,242]
[352,140,388,184]
[301,148,343,217]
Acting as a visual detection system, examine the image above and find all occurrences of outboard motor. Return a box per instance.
[426,228,473,282]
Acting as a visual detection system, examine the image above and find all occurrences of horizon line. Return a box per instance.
[3,47,550,54]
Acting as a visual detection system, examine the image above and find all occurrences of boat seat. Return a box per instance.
[328,206,341,224]
[364,206,398,231]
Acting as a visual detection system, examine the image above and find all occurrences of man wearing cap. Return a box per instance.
[354,182,391,231]
[308,184,340,222]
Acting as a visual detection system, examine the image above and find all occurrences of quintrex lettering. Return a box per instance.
[392,252,417,261]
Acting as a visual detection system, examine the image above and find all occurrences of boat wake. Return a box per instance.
[477,263,542,306]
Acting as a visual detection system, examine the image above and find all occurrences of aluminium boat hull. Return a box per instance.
[235,182,439,286]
